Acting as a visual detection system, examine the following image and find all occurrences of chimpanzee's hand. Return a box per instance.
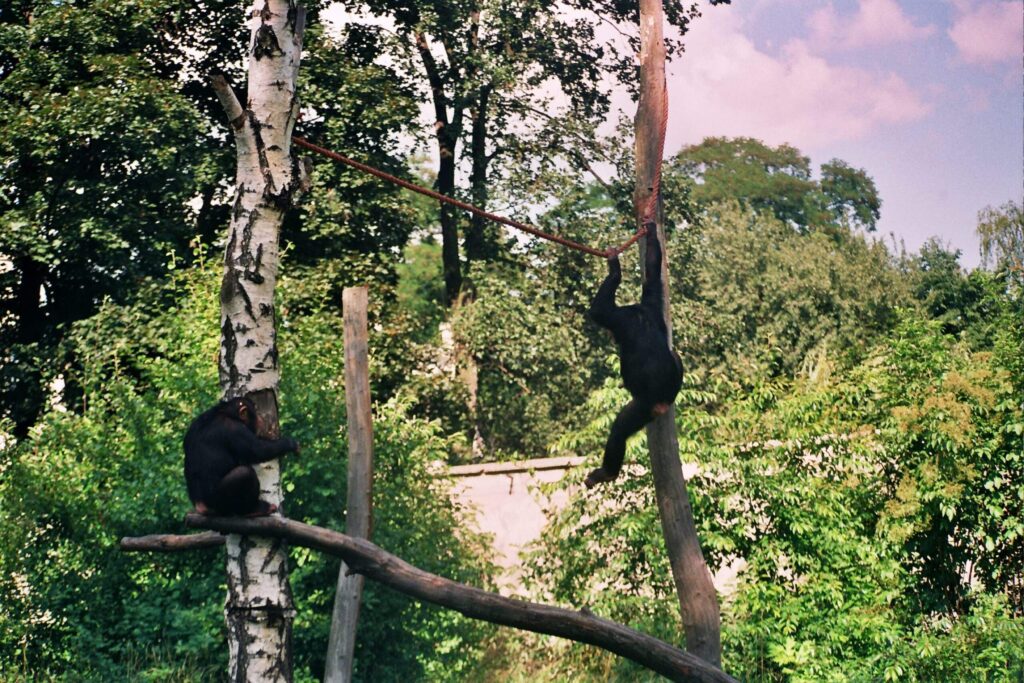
[606,253,621,278]
[286,437,300,455]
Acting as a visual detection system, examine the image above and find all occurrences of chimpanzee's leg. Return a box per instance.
[210,465,275,516]
[585,399,654,488]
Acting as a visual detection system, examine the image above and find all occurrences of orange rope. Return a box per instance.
[292,136,647,258]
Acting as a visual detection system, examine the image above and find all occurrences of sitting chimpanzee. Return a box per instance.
[585,224,683,488]
[184,397,299,516]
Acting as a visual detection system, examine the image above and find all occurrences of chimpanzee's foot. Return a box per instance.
[244,501,279,517]
[194,502,212,515]
[584,467,618,489]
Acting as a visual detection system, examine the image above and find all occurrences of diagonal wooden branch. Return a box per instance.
[176,514,736,683]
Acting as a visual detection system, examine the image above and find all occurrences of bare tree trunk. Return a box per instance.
[415,32,464,307]
[635,0,722,667]
[213,2,307,680]
[325,288,375,682]
[466,85,493,264]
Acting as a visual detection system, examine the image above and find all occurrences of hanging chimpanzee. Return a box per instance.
[184,397,299,516]
[585,224,683,488]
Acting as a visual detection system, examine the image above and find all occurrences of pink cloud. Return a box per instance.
[664,10,932,150]
[948,1,1023,64]
[808,0,936,50]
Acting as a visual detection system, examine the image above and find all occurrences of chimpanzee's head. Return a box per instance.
[221,396,260,433]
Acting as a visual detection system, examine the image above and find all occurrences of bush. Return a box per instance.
[0,263,496,680]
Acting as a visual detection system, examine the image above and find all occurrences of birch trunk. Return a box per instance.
[635,0,723,667]
[214,2,307,680]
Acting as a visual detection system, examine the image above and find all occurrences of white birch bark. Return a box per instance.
[214,2,308,680]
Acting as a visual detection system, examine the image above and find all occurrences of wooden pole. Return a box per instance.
[325,287,375,683]
[185,514,737,683]
[635,0,723,667]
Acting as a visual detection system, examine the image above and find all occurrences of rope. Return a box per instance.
[292,136,646,258]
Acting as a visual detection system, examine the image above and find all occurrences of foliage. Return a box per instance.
[447,265,600,458]
[520,298,1023,680]
[0,0,217,434]
[672,137,881,232]
[674,202,908,386]
[287,22,427,287]
[977,200,1023,280]
[0,263,496,681]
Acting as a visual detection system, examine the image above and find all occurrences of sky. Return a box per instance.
[659,0,1023,267]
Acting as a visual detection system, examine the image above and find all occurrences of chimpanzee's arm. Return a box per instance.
[229,425,300,465]
[589,254,623,329]
[640,224,664,313]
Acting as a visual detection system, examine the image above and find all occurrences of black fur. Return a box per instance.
[183,397,298,515]
[586,227,683,487]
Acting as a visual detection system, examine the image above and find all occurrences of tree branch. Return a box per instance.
[182,513,735,683]
[211,74,245,129]
[120,531,225,552]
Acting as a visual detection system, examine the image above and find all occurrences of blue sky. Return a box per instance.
[662,0,1023,267]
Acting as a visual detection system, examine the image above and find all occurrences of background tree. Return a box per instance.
[672,137,880,233]
[977,200,1023,277]
[0,0,216,435]
[329,0,722,305]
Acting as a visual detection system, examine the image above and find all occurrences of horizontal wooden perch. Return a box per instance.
[164,513,736,683]
[120,530,225,552]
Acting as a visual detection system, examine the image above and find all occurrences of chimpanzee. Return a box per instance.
[585,224,683,488]
[184,397,299,516]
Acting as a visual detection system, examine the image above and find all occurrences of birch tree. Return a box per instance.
[212,1,308,678]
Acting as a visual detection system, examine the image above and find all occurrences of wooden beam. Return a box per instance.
[184,513,736,683]
[635,0,723,667]
[325,287,375,683]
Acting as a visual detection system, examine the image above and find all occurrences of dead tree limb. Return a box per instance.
[635,0,723,666]
[120,531,225,552]
[183,513,736,683]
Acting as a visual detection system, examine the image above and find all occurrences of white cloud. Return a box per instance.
[948,1,1023,64]
[808,0,936,51]
[665,9,932,150]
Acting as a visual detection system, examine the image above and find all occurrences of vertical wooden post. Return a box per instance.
[635,0,723,667]
[325,287,375,683]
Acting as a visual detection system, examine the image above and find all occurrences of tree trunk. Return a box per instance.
[10,256,47,437]
[635,0,722,667]
[415,32,464,307]
[213,2,308,680]
[466,86,493,264]
[438,150,462,306]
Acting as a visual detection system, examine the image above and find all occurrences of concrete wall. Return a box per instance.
[449,457,585,594]
[448,456,742,597]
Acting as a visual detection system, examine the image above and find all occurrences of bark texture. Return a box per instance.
[186,514,737,683]
[215,2,308,680]
[635,0,723,667]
